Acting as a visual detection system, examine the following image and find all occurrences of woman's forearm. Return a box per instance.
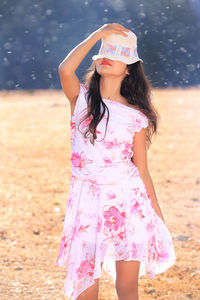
[59,31,100,74]
[59,24,129,74]
[140,172,166,224]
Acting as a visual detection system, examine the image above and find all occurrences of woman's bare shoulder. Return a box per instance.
[126,103,143,113]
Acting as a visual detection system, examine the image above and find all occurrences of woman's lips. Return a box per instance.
[101,61,112,66]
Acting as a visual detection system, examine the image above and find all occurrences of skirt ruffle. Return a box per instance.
[56,173,176,300]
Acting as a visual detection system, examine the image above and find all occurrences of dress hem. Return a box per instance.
[60,255,176,299]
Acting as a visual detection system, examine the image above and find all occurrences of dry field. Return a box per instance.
[0,87,200,299]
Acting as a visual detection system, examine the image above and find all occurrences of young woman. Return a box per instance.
[56,23,176,300]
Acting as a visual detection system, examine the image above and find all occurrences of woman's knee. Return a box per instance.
[115,260,140,297]
[115,277,138,297]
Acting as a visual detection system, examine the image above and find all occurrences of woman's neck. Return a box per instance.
[99,76,122,100]
[99,76,140,110]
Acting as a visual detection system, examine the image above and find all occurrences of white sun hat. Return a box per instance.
[92,29,143,64]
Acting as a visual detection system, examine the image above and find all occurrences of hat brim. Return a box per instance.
[92,54,143,64]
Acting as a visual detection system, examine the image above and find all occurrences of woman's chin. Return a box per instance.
[97,70,118,77]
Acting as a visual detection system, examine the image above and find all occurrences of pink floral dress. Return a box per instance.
[56,83,176,299]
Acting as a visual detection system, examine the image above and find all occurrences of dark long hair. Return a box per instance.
[78,60,159,149]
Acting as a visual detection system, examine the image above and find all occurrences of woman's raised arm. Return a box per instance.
[58,23,129,105]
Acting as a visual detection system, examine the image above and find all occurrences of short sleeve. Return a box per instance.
[134,111,149,133]
[79,83,88,95]
[71,83,88,121]
[76,83,88,107]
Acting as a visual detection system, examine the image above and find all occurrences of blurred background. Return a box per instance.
[0,0,200,90]
[1,1,200,299]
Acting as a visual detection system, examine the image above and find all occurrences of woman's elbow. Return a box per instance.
[58,62,65,73]
[58,62,71,76]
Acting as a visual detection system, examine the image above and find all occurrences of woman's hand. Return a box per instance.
[94,23,130,40]
[58,23,129,102]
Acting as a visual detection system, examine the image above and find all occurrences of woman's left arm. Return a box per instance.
[131,127,166,224]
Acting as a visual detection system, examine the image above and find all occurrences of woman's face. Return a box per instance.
[95,58,129,78]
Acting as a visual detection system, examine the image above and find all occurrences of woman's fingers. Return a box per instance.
[113,23,130,31]
[95,23,130,39]
[111,24,130,36]
[113,29,129,37]
[118,25,130,31]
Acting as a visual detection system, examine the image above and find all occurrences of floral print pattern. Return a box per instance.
[56,84,176,299]
[103,206,126,231]
[71,151,93,168]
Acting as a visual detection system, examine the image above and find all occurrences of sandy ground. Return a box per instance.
[0,87,200,300]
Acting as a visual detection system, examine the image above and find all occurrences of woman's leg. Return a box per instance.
[115,260,140,300]
[76,262,104,300]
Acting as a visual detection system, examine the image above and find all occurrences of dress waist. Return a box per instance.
[70,161,140,185]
